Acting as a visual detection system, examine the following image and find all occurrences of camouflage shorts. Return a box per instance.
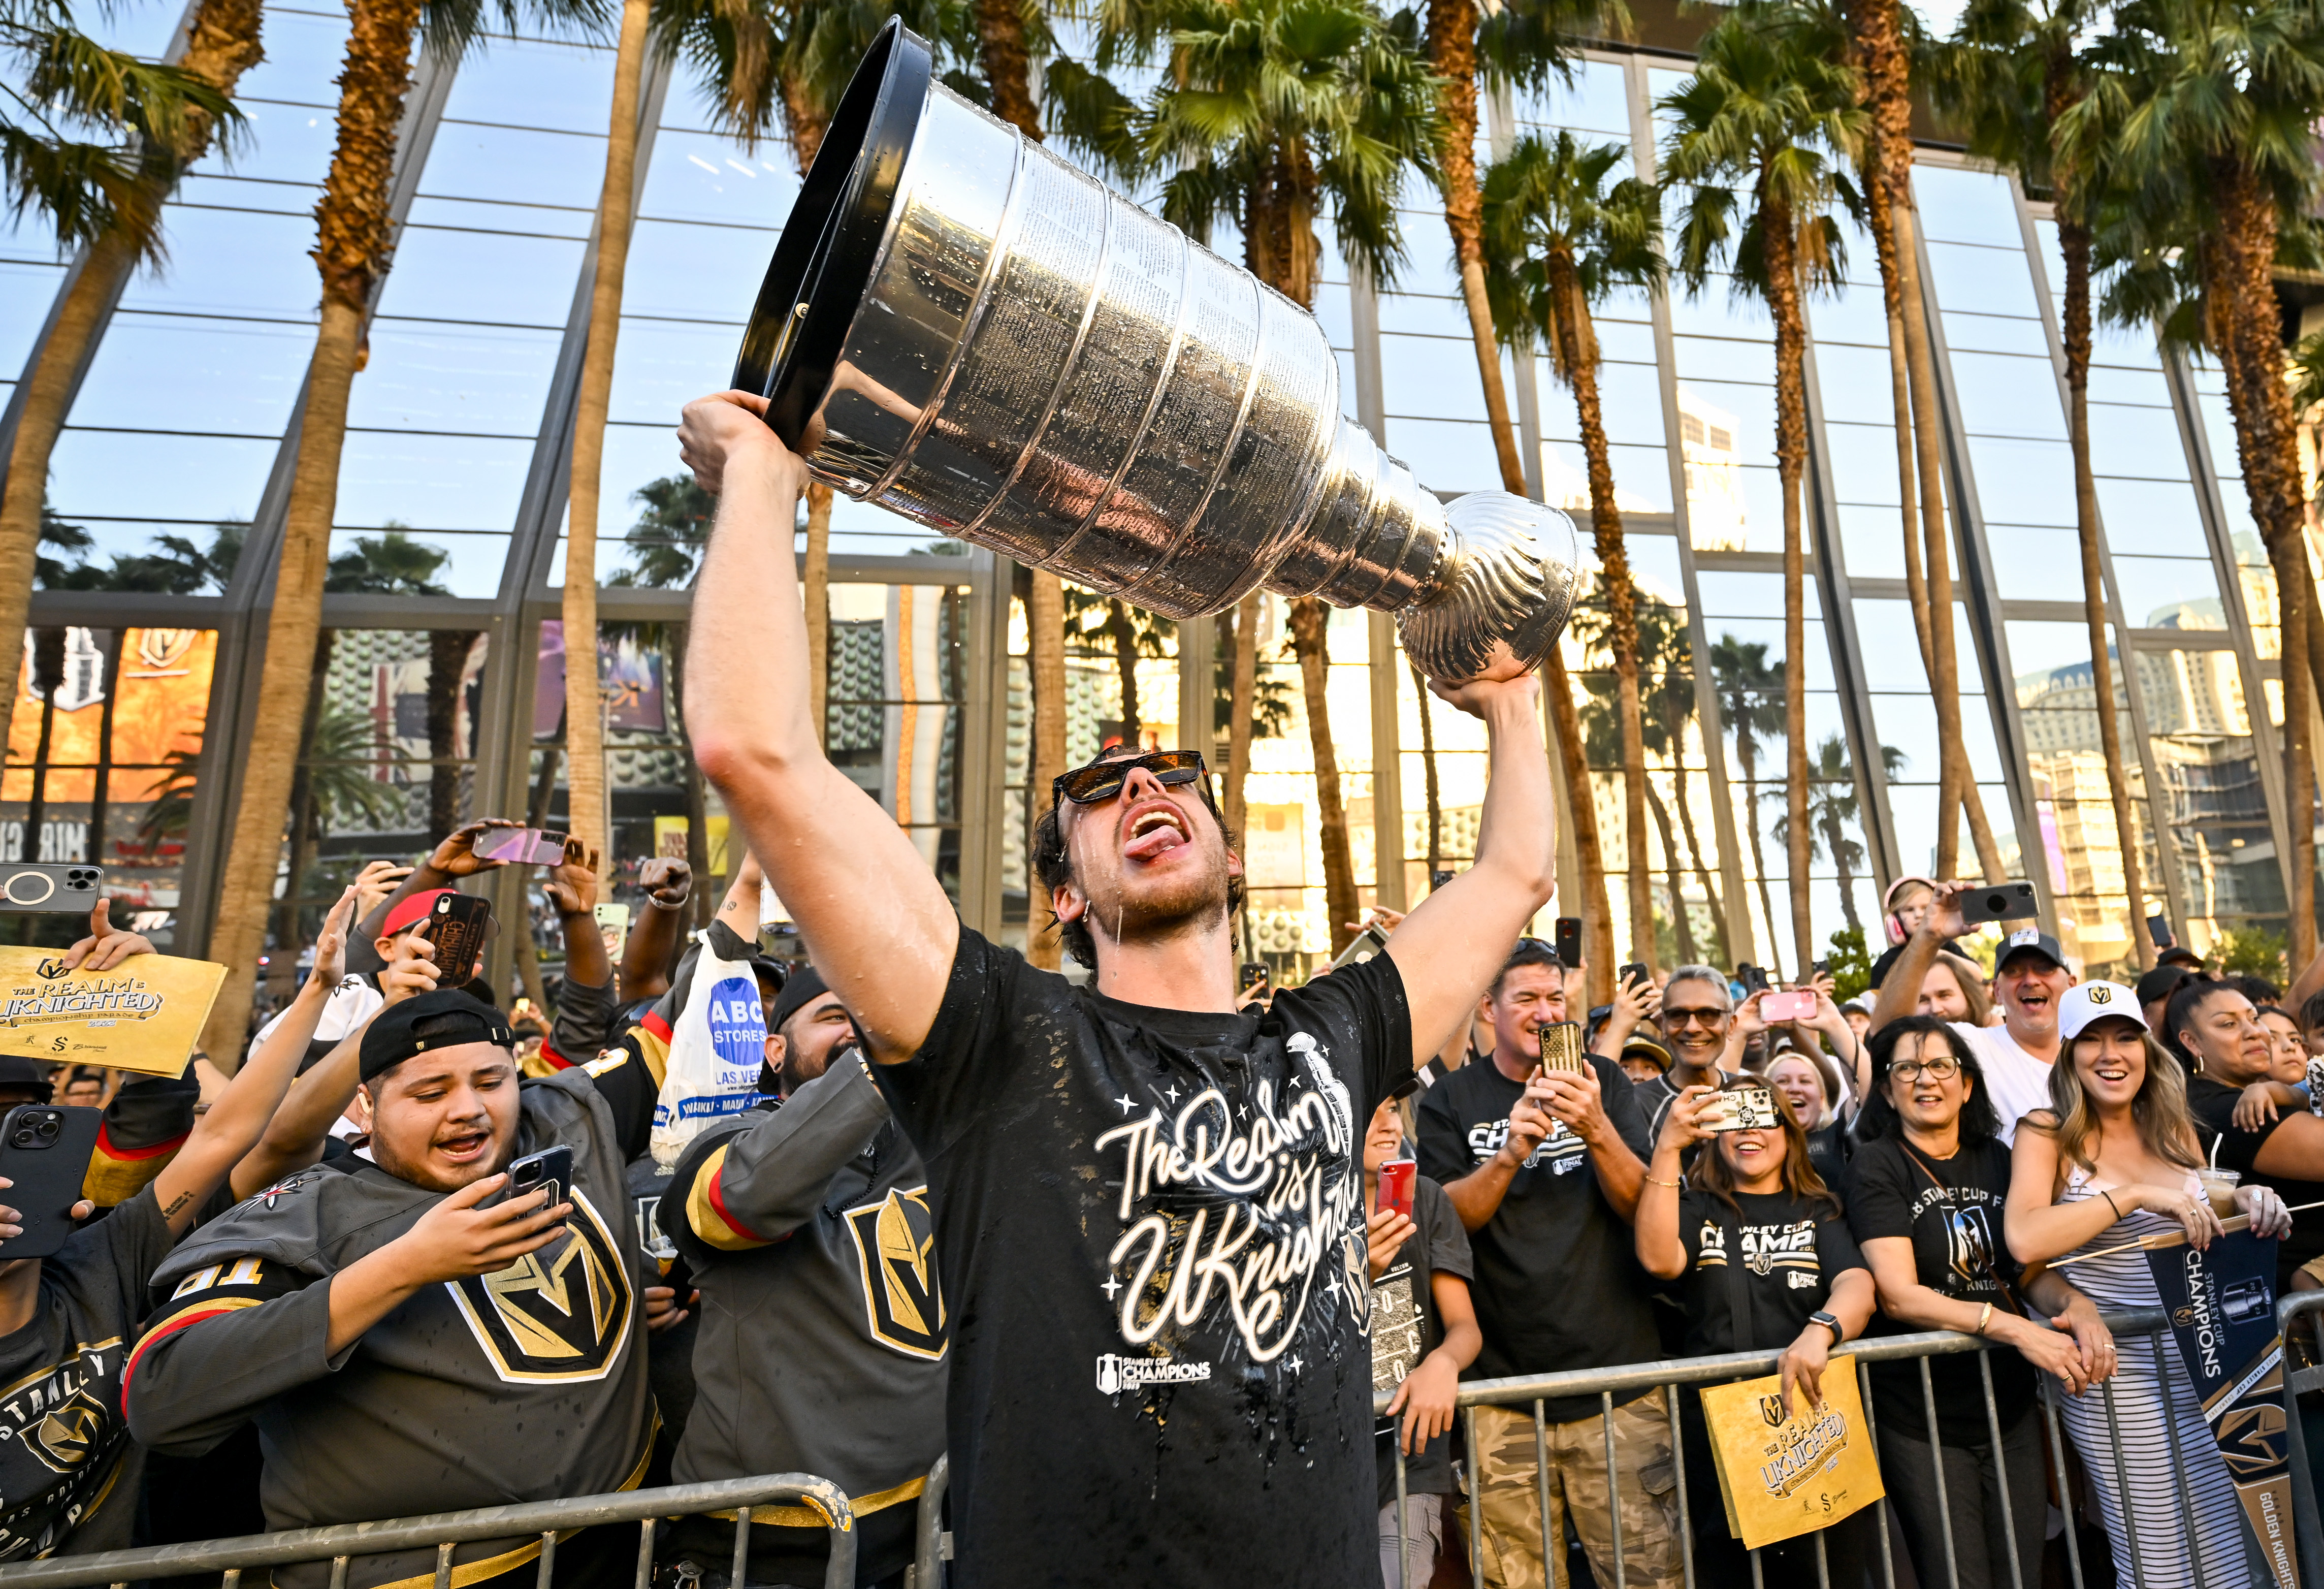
[1469,1391,1682,1589]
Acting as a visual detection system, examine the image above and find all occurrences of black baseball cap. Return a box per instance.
[768,966,832,1036]
[2136,965,2196,1008]
[2158,945,2206,972]
[1995,928,2067,973]
[0,1057,53,1102]
[359,990,513,1083]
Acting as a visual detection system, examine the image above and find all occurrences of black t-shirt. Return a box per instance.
[0,1186,174,1560]
[1415,1053,1658,1421]
[1674,1188,1864,1356]
[876,929,1412,1588]
[1845,1135,2034,1444]
[2186,1076,2324,1286]
[1372,1174,1473,1507]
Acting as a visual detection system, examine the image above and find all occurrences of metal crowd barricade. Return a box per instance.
[2276,1288,2324,1588]
[0,1475,856,1589]
[1371,1307,2190,1589]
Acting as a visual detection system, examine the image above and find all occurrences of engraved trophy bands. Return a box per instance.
[732,20,1580,683]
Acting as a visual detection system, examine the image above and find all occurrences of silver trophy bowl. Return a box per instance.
[733,21,1579,682]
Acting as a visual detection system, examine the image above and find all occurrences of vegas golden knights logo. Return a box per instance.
[1760,1393,1788,1428]
[448,1188,633,1383]
[843,1187,947,1361]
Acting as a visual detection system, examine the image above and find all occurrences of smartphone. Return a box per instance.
[1377,1159,1416,1224]
[1958,881,2038,926]
[1536,1021,1587,1073]
[425,892,493,978]
[1761,989,1818,1023]
[1699,1086,1781,1134]
[1430,870,1456,893]
[2147,914,2177,951]
[495,1144,573,1212]
[0,864,103,913]
[1739,964,1771,994]
[1240,962,1270,994]
[1619,961,1649,991]
[1554,917,1584,967]
[1330,925,1389,972]
[472,828,569,866]
[0,1107,101,1259]
[595,902,630,960]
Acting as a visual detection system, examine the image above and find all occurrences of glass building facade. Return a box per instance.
[3,15,2310,984]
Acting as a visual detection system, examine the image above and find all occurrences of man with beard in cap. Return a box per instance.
[125,976,660,1589]
[656,963,947,1588]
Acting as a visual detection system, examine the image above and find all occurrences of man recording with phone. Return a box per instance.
[657,967,946,1589]
[676,387,1554,1586]
[1414,939,1672,1589]
[1634,965,1746,1140]
[1869,885,2075,1143]
[127,950,662,1589]
[0,889,353,1561]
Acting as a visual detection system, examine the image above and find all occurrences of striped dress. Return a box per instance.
[2053,1166,2250,1589]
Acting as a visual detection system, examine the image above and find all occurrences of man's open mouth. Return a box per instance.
[437,1129,491,1164]
[1122,803,1188,862]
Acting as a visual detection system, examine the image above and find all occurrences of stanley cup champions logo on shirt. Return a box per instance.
[1091,1032,1364,1387]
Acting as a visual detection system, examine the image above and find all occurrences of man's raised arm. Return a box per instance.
[677,391,959,1065]
[1383,671,1557,1059]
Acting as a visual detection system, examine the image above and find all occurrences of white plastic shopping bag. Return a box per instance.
[648,930,769,1170]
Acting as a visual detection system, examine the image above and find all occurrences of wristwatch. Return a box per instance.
[1809,1310,1844,1345]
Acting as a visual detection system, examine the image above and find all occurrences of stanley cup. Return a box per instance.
[732,21,1581,682]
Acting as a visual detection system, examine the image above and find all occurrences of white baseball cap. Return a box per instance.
[2058,980,2148,1040]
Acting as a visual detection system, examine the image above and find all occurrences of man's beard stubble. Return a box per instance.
[1084,843,1234,955]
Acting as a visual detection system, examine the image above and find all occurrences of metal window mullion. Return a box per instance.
[958,549,1012,937]
[2009,182,2190,934]
[1799,286,1903,899]
[1905,161,2048,903]
[1624,51,1752,962]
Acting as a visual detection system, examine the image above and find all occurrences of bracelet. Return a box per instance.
[1643,1173,1683,1189]
[2101,1189,2123,1220]
[1974,1302,1994,1337]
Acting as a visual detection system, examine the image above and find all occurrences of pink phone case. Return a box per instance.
[1379,1159,1416,1223]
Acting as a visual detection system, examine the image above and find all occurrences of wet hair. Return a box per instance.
[1491,940,1565,999]
[1688,1075,1843,1219]
[1855,1017,2000,1145]
[1029,749,1243,971]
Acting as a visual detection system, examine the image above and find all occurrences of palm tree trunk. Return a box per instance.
[200,0,426,1059]
[667,620,713,932]
[562,0,652,871]
[1290,596,1360,957]
[2208,168,2315,960]
[22,631,62,851]
[1427,0,1527,497]
[1644,777,1696,964]
[1108,600,1141,741]
[2056,203,2154,970]
[1825,809,1862,935]
[1855,0,1999,880]
[1549,251,1653,971]
[1027,569,1068,969]
[1764,194,1816,974]
[804,484,832,748]
[1735,734,1783,978]
[426,628,467,838]
[1409,658,1443,882]
[1665,718,1728,964]
[0,0,266,746]
[973,0,1042,138]
[1227,594,1261,842]
[1544,648,1614,1006]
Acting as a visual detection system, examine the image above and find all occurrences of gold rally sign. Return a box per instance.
[1698,1355,1885,1550]
[0,948,224,1077]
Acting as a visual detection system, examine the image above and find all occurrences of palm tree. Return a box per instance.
[1063,588,1173,746]
[201,0,609,1058]
[1224,593,1262,855]
[1640,601,1727,965]
[1841,0,2005,882]
[1772,733,1903,936]
[1482,128,1662,975]
[0,1,251,745]
[1661,4,1862,975]
[2065,0,2324,963]
[1709,632,1787,975]
[1113,0,1435,958]
[1408,657,1443,883]
[1934,0,2155,969]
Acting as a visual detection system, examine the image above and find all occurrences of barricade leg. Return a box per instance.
[1919,1357,1962,1589]
[1857,1359,1898,1589]
[1977,1351,2026,1589]
[1668,1381,1696,1589]
[634,1517,656,1589]
[2038,1377,2087,1589]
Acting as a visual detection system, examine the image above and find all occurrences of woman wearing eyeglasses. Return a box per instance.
[2005,983,2291,1589]
[1847,1017,2113,1589]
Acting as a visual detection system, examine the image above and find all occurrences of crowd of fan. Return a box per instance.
[6,835,2313,1589]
